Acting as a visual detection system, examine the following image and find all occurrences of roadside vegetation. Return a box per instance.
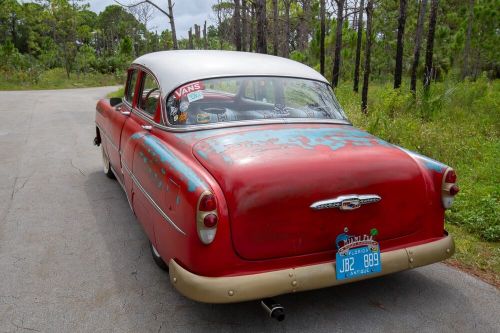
[1,0,498,283]
[107,87,125,98]
[336,78,499,284]
[0,68,123,90]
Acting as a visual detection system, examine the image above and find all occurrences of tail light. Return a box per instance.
[196,191,218,244]
[442,168,459,209]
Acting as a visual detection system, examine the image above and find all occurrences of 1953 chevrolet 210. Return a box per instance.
[94,51,458,308]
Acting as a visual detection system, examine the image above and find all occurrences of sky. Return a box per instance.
[85,0,219,38]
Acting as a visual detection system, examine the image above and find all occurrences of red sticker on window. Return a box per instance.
[173,81,205,100]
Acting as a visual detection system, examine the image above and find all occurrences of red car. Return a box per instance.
[95,51,457,310]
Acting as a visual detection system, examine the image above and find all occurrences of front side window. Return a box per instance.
[138,73,160,117]
[125,70,138,104]
[166,77,346,126]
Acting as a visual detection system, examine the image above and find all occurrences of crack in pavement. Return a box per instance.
[69,158,86,176]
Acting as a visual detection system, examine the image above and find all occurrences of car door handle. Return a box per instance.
[141,125,153,131]
[120,110,131,116]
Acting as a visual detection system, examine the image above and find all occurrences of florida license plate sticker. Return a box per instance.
[335,229,382,281]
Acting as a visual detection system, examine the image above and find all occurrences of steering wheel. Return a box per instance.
[144,87,159,102]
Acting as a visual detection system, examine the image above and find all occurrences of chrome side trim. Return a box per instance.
[122,162,186,236]
[310,194,381,211]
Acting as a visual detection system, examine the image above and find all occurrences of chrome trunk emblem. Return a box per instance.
[310,195,381,211]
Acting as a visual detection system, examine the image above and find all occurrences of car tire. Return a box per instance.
[101,145,115,179]
[150,242,169,272]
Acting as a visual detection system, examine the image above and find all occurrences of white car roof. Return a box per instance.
[132,50,329,96]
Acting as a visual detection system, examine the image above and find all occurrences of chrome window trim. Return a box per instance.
[122,99,133,110]
[129,64,166,125]
[122,161,186,236]
[131,108,160,127]
[142,118,353,133]
[124,69,139,105]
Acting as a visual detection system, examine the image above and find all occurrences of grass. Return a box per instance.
[445,224,499,287]
[0,68,123,90]
[107,87,125,98]
[335,78,499,285]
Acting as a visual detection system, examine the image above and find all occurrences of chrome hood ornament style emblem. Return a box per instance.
[310,194,381,211]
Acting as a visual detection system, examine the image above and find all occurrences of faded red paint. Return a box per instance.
[95,69,451,280]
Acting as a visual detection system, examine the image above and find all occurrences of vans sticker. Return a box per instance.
[174,81,205,100]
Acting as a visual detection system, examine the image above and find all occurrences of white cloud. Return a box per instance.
[84,0,219,37]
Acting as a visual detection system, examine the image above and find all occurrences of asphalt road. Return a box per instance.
[0,87,498,333]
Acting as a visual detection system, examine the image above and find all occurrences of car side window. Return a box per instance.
[125,70,138,104]
[138,73,160,117]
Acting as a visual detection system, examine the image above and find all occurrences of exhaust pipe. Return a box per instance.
[260,298,285,321]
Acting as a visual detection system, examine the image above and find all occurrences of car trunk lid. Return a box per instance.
[192,125,428,260]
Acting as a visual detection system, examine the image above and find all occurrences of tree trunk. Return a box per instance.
[298,0,311,52]
[255,0,267,54]
[167,0,178,50]
[249,3,255,52]
[63,42,71,79]
[272,0,279,55]
[194,24,201,40]
[423,0,438,91]
[394,0,408,89]
[353,0,358,27]
[332,0,345,88]
[283,0,291,57]
[242,0,248,51]
[215,2,224,50]
[410,0,427,93]
[233,0,242,51]
[361,0,374,113]
[344,0,349,25]
[203,20,208,49]
[320,0,326,75]
[353,0,364,92]
[11,14,17,48]
[461,0,474,79]
[188,27,193,49]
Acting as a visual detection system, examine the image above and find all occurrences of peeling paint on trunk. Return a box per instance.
[196,127,390,163]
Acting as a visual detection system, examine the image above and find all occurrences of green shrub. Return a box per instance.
[338,79,499,241]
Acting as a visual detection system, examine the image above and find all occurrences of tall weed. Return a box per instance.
[337,79,499,241]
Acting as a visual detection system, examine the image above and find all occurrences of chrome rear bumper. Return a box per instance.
[169,233,454,303]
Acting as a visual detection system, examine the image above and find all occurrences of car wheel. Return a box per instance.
[150,242,169,272]
[101,145,115,179]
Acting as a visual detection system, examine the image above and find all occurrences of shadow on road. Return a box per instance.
[83,170,493,332]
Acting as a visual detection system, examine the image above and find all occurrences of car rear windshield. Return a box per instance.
[165,77,347,126]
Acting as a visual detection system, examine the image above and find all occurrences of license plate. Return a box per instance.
[336,245,382,280]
